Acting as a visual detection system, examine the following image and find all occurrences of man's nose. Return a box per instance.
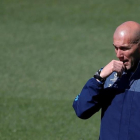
[116,49,123,58]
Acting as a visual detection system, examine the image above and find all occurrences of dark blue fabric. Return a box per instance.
[73,63,140,140]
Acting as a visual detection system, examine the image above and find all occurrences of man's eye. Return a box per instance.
[119,47,130,50]
[121,48,126,50]
[121,48,129,51]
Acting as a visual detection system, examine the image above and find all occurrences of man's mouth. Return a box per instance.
[123,60,129,65]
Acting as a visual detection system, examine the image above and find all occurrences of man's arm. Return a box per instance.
[73,78,103,119]
[100,60,125,78]
[73,60,125,119]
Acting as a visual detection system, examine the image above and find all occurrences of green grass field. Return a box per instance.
[1,0,140,139]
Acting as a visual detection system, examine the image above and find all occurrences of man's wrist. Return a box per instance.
[93,69,106,83]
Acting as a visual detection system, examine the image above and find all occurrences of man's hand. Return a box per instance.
[100,60,125,79]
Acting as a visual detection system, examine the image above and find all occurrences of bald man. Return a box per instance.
[73,21,140,140]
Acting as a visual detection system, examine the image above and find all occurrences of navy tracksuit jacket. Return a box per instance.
[73,63,140,140]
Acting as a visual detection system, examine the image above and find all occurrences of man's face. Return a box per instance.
[113,33,140,71]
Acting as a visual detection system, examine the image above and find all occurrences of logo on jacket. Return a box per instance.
[74,94,80,101]
[108,73,118,87]
[110,73,118,82]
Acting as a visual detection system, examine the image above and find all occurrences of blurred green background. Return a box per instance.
[0,0,140,139]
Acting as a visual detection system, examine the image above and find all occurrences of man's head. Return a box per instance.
[113,21,140,71]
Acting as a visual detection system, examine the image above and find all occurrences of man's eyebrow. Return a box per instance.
[113,45,131,50]
[113,44,119,48]
[113,44,116,47]
[113,44,130,48]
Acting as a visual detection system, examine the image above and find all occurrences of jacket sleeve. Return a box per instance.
[73,77,103,119]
